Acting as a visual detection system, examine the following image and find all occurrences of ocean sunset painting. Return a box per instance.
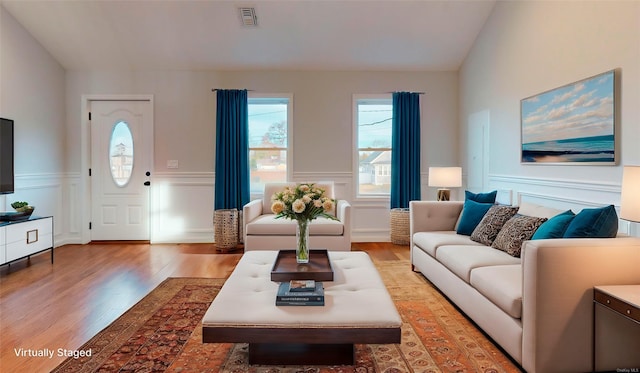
[521,70,615,164]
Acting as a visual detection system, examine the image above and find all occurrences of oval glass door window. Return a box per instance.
[109,121,134,187]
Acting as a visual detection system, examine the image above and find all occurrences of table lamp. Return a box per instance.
[428,167,462,201]
[620,165,640,223]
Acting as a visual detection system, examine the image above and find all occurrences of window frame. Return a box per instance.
[247,93,293,198]
[352,94,393,200]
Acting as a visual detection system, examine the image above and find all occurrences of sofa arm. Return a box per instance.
[242,199,264,230]
[521,237,640,373]
[336,199,351,241]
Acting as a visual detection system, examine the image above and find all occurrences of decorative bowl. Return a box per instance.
[14,206,35,218]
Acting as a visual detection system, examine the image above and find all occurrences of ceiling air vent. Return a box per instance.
[238,7,258,27]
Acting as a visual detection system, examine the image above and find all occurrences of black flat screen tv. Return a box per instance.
[0,117,15,195]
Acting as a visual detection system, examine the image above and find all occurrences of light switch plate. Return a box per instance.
[167,160,179,169]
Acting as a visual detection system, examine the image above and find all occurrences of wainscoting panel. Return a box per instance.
[152,173,214,243]
[489,174,621,206]
[22,172,632,246]
[350,201,392,242]
[488,174,637,236]
[7,173,75,247]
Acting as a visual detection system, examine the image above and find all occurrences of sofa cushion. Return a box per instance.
[245,214,344,236]
[435,245,521,283]
[465,190,497,203]
[470,265,522,319]
[412,231,483,257]
[470,205,519,245]
[563,204,618,238]
[456,199,494,236]
[492,214,547,257]
[532,210,575,239]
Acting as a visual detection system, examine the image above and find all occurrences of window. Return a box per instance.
[354,95,393,196]
[109,121,134,187]
[248,95,292,194]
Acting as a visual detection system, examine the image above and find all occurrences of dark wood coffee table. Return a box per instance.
[202,250,402,365]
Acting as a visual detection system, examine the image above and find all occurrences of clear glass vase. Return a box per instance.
[296,219,310,263]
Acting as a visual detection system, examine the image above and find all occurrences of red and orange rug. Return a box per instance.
[52,261,522,372]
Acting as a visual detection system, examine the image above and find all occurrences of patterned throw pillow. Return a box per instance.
[470,205,519,246]
[493,215,548,257]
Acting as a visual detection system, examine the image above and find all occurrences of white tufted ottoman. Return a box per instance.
[202,250,401,365]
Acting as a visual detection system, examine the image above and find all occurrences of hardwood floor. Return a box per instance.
[0,242,408,373]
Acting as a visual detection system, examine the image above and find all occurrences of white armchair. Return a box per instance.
[243,182,352,251]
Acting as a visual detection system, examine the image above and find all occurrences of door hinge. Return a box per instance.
[88,112,91,121]
[89,168,92,176]
[89,222,92,230]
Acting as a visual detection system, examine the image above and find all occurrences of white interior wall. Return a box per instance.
[459,1,640,235]
[0,6,67,244]
[12,1,638,244]
[66,70,459,243]
[4,0,461,244]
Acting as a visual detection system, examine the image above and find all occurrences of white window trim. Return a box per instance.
[352,93,392,201]
[248,93,293,199]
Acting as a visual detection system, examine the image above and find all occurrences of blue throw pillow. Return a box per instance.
[456,199,494,236]
[563,205,618,238]
[531,210,575,239]
[465,190,497,204]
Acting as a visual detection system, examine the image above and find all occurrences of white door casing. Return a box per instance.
[90,100,153,240]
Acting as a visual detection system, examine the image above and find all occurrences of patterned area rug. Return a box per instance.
[52,261,523,373]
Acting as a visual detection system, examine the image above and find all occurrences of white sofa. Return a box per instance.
[243,182,351,251]
[410,200,640,373]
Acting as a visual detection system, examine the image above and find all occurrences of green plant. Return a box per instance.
[11,201,29,209]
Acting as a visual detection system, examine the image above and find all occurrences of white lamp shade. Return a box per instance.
[620,165,640,222]
[428,167,462,188]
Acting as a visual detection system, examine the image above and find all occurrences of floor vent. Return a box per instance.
[239,7,258,27]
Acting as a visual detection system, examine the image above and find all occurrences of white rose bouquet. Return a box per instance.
[271,183,338,263]
[271,183,338,223]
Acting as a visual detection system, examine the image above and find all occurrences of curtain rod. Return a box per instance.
[211,89,255,92]
[211,89,422,94]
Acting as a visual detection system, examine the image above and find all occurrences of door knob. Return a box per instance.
[144,181,151,186]
[146,171,151,176]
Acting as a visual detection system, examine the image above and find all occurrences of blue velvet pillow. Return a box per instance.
[456,199,494,236]
[465,190,497,204]
[563,205,618,238]
[531,210,575,239]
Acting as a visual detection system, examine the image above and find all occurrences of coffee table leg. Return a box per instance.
[248,343,354,365]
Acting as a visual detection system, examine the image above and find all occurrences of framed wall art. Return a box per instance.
[521,69,616,165]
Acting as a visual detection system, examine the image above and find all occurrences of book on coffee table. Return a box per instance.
[276,281,324,306]
[289,279,316,292]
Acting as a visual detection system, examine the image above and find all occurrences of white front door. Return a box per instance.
[90,100,153,241]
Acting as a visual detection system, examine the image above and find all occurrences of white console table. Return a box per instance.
[0,216,54,266]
